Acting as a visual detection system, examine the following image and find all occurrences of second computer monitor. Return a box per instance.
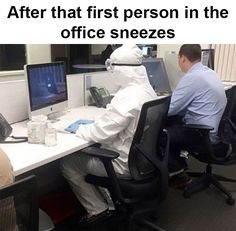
[142,58,171,93]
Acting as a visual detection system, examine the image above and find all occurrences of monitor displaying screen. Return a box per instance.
[142,58,171,93]
[201,49,214,70]
[24,62,68,118]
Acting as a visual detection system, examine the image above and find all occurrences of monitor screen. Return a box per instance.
[25,62,68,118]
[142,58,171,93]
[201,49,214,70]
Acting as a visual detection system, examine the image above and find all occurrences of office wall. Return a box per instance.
[213,44,236,82]
[91,45,107,55]
[157,44,181,58]
[0,45,51,82]
[0,80,28,123]
[26,44,51,64]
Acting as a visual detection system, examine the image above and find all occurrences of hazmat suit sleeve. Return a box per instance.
[75,104,133,143]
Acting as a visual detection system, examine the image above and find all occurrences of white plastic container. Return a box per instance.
[45,123,57,147]
[27,115,48,144]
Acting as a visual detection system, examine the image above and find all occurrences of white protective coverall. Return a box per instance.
[60,44,158,216]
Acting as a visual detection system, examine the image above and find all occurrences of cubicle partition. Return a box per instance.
[84,71,120,106]
[0,80,28,124]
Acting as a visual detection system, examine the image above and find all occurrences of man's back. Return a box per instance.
[169,62,227,139]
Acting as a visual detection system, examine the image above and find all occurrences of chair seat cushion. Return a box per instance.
[85,174,160,199]
[191,143,236,165]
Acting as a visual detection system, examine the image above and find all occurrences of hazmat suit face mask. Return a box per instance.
[106,58,142,72]
[105,59,114,73]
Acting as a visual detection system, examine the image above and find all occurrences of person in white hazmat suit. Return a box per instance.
[60,44,158,223]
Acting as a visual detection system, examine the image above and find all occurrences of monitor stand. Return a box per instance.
[48,110,68,123]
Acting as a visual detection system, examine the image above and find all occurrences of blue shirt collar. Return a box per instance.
[187,62,203,73]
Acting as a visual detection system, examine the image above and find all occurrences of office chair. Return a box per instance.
[0,175,55,231]
[0,175,38,231]
[182,85,236,205]
[81,96,171,231]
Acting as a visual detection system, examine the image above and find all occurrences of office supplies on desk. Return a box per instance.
[27,115,48,144]
[45,123,57,147]
[65,119,94,133]
[89,87,113,108]
[0,113,12,141]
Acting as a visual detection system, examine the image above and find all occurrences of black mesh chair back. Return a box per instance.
[84,96,171,230]
[0,175,38,231]
[128,96,171,201]
[228,85,236,125]
[183,86,236,205]
[218,85,236,145]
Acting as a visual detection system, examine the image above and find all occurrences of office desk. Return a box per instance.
[0,106,105,177]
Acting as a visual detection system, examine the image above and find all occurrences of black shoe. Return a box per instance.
[78,209,113,226]
[169,172,192,189]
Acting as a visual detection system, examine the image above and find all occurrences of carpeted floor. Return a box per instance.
[56,156,236,231]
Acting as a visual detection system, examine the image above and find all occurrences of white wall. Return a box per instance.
[0,80,28,123]
[0,45,52,82]
[91,45,107,55]
[157,44,181,58]
[26,44,51,64]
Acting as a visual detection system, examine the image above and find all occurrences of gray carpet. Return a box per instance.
[56,156,236,231]
[156,156,236,231]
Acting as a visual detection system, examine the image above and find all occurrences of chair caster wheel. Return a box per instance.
[226,197,235,205]
[183,191,191,198]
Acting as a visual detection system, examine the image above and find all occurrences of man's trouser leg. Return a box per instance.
[166,119,201,173]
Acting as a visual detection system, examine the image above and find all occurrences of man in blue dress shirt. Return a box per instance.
[167,44,227,188]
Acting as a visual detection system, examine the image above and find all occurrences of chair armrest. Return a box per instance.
[184,124,214,131]
[82,146,124,203]
[81,146,120,161]
[225,117,236,133]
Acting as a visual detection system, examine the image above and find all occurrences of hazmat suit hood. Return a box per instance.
[106,44,151,88]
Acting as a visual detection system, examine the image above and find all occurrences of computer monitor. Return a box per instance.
[24,62,68,119]
[201,49,214,70]
[164,52,184,91]
[142,58,172,93]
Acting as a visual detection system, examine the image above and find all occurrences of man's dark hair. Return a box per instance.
[179,44,201,62]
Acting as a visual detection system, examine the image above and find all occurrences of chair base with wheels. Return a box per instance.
[180,86,236,205]
[184,163,235,205]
